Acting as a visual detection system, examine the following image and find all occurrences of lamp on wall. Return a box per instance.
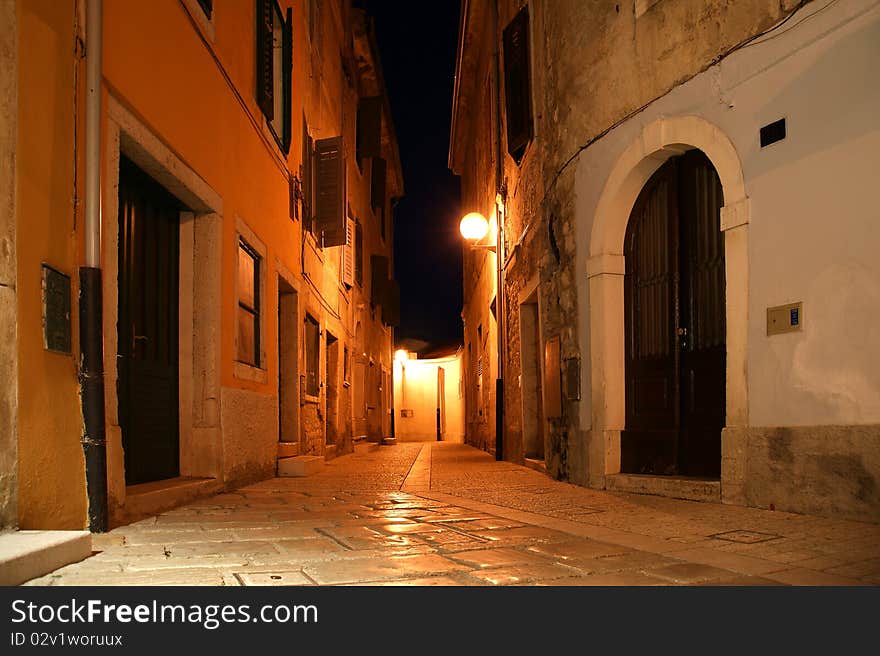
[459,202,505,461]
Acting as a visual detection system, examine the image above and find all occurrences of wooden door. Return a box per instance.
[622,151,725,477]
[118,156,181,485]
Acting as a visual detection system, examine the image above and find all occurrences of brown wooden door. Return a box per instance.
[118,156,181,485]
[622,151,725,477]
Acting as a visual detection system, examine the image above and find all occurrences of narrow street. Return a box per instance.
[27,444,880,587]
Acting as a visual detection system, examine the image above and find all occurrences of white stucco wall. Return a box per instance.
[393,354,465,443]
[576,0,880,429]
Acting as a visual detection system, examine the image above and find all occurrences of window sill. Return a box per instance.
[234,361,268,384]
[301,393,320,405]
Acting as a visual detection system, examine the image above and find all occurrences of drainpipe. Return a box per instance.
[492,0,505,461]
[80,0,107,533]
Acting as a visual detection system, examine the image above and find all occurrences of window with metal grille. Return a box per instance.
[237,239,261,367]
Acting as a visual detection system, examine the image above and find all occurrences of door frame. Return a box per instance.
[103,95,223,512]
[586,116,750,487]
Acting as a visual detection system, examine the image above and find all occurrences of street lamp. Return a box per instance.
[459,205,504,461]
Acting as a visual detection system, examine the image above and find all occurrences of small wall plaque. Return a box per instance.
[41,264,72,354]
[767,301,803,336]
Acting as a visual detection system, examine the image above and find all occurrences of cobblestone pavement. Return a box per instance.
[27,443,880,586]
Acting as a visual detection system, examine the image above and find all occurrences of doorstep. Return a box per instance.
[524,457,546,473]
[114,477,222,527]
[606,473,721,503]
[0,530,91,586]
[277,455,324,477]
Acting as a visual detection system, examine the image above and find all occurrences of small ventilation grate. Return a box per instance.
[760,118,786,147]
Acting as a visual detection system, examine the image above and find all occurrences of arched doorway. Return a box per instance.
[621,150,725,478]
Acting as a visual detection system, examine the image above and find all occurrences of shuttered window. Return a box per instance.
[256,0,292,153]
[371,157,386,241]
[301,118,314,232]
[355,220,364,286]
[342,216,355,287]
[382,280,400,327]
[237,239,261,367]
[370,255,389,307]
[503,6,533,164]
[304,314,320,397]
[314,136,346,247]
[356,96,383,163]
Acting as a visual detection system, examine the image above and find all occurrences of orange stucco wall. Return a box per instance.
[102,0,299,396]
[16,0,88,529]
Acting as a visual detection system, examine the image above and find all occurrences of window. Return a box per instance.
[314,136,346,247]
[256,0,292,153]
[304,314,320,397]
[342,216,355,287]
[371,157,386,240]
[301,117,314,233]
[343,346,350,386]
[503,5,533,164]
[237,239,261,367]
[357,96,382,165]
[354,220,363,286]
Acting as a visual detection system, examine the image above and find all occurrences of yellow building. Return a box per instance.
[2,0,401,531]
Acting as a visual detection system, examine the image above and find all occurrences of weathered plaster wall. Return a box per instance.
[0,0,18,529]
[219,387,277,487]
[568,0,880,518]
[15,0,87,529]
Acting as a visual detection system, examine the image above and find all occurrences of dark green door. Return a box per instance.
[118,156,181,485]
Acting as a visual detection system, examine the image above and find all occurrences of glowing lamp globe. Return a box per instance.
[459,212,489,241]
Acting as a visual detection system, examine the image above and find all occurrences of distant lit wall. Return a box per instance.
[393,353,464,443]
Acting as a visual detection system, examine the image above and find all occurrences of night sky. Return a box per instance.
[365,1,463,352]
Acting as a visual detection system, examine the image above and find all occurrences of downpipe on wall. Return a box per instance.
[80,0,108,533]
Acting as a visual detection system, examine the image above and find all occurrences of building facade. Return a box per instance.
[450,0,880,522]
[2,0,401,530]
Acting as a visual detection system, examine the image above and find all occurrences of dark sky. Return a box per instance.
[364,1,463,350]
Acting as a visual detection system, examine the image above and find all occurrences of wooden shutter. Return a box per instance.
[281,8,292,153]
[370,255,388,307]
[357,96,383,161]
[314,136,346,247]
[503,6,533,163]
[355,221,363,285]
[256,0,274,120]
[342,217,355,287]
[382,280,400,327]
[301,120,313,228]
[370,157,386,211]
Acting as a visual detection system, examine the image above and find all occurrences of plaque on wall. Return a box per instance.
[41,263,71,354]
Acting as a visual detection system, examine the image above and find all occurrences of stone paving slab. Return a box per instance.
[22,442,880,586]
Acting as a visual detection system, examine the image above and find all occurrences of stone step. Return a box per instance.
[277,441,299,458]
[606,473,721,503]
[277,455,324,477]
[0,530,92,586]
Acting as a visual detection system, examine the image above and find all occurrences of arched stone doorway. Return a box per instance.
[587,116,749,491]
[622,150,726,478]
